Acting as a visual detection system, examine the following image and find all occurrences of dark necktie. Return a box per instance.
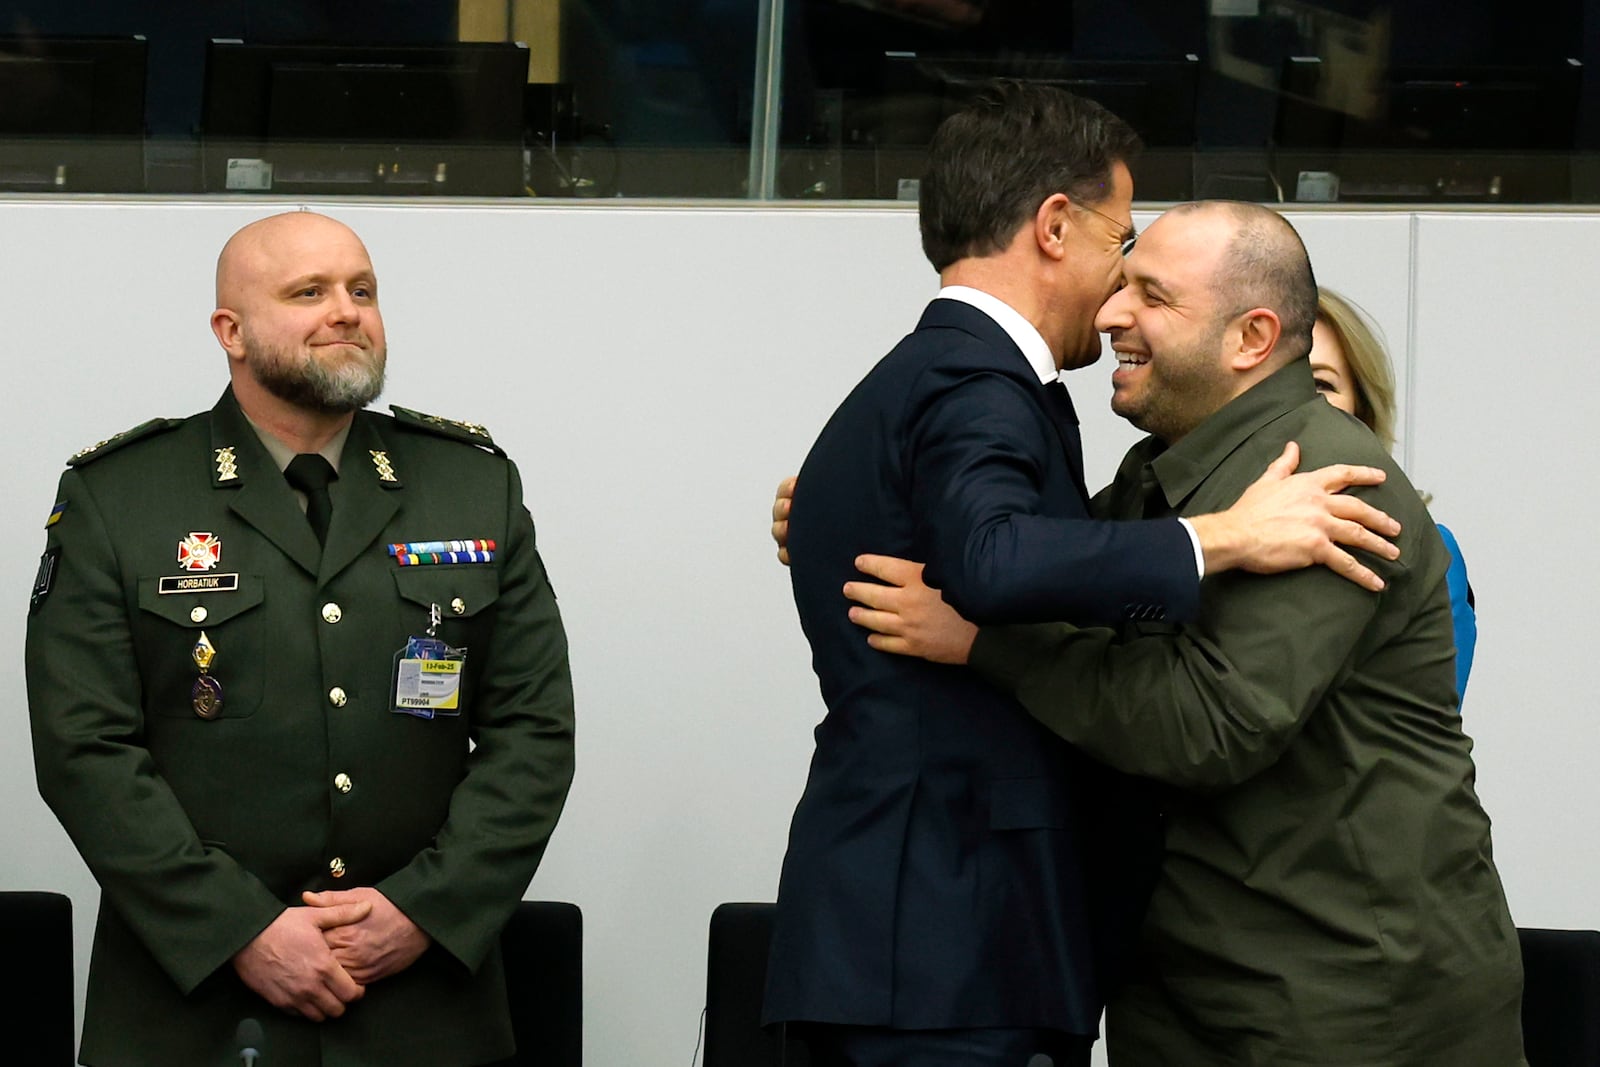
[284,454,337,545]
[1042,381,1088,501]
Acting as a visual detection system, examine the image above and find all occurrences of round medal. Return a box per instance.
[192,675,224,720]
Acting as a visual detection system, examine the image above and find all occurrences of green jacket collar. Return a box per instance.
[1144,359,1319,511]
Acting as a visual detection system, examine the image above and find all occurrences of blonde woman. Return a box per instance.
[1311,289,1476,700]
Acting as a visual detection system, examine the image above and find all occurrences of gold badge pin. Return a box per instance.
[192,631,216,671]
[214,447,239,482]
[191,631,223,719]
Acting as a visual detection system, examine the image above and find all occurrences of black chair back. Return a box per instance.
[490,900,582,1067]
[705,902,809,1067]
[1519,927,1600,1067]
[0,891,74,1066]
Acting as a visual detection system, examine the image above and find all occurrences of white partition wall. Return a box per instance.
[1408,213,1600,929]
[0,200,1593,1065]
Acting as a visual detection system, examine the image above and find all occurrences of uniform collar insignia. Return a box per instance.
[370,449,401,487]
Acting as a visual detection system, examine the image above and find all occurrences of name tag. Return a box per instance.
[158,573,241,595]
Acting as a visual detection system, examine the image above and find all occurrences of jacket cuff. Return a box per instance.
[969,624,1055,696]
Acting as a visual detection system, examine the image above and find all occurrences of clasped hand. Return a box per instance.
[231,887,431,1021]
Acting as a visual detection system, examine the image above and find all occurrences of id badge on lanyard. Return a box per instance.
[391,602,467,719]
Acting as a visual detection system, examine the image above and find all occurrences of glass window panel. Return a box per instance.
[556,0,760,197]
[774,0,1599,206]
[0,0,758,198]
[3,0,1598,202]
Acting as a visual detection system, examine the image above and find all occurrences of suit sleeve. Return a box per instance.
[26,468,285,995]
[907,371,1198,625]
[376,460,576,971]
[967,541,1398,791]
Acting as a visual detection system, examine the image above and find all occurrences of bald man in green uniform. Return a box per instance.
[27,212,576,1066]
[840,202,1524,1065]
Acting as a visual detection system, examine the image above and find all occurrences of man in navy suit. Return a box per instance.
[763,83,1400,1067]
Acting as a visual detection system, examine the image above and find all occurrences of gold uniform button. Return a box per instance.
[450,597,466,615]
[334,773,353,794]
[329,857,346,878]
[321,602,343,624]
[328,686,347,707]
[189,606,208,623]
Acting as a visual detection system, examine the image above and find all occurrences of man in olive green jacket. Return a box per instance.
[844,202,1523,1065]
[27,212,576,1066]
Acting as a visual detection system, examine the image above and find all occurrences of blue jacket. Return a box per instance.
[1436,523,1476,702]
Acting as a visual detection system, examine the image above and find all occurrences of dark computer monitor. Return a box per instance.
[200,40,529,196]
[1333,62,1582,202]
[883,54,1200,147]
[0,35,147,192]
[839,54,1200,198]
[1368,63,1582,152]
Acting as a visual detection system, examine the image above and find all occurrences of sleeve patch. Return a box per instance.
[31,547,60,614]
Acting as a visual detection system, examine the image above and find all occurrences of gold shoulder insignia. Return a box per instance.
[67,418,185,467]
[389,405,506,456]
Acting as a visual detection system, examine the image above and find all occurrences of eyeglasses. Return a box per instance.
[1074,202,1138,257]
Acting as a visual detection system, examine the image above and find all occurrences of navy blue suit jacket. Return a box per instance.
[764,298,1199,1033]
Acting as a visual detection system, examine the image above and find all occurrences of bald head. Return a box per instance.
[1169,201,1319,364]
[216,211,373,308]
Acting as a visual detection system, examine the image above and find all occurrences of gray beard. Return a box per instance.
[244,334,386,415]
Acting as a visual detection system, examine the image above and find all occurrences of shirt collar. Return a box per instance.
[243,413,351,475]
[937,285,1059,385]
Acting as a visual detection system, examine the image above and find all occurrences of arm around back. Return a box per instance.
[907,369,1198,626]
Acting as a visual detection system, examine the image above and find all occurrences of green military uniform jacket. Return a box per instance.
[971,361,1524,1066]
[27,388,576,1067]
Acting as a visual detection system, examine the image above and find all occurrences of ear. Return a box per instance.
[1229,308,1281,372]
[211,307,246,362]
[1033,193,1072,261]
